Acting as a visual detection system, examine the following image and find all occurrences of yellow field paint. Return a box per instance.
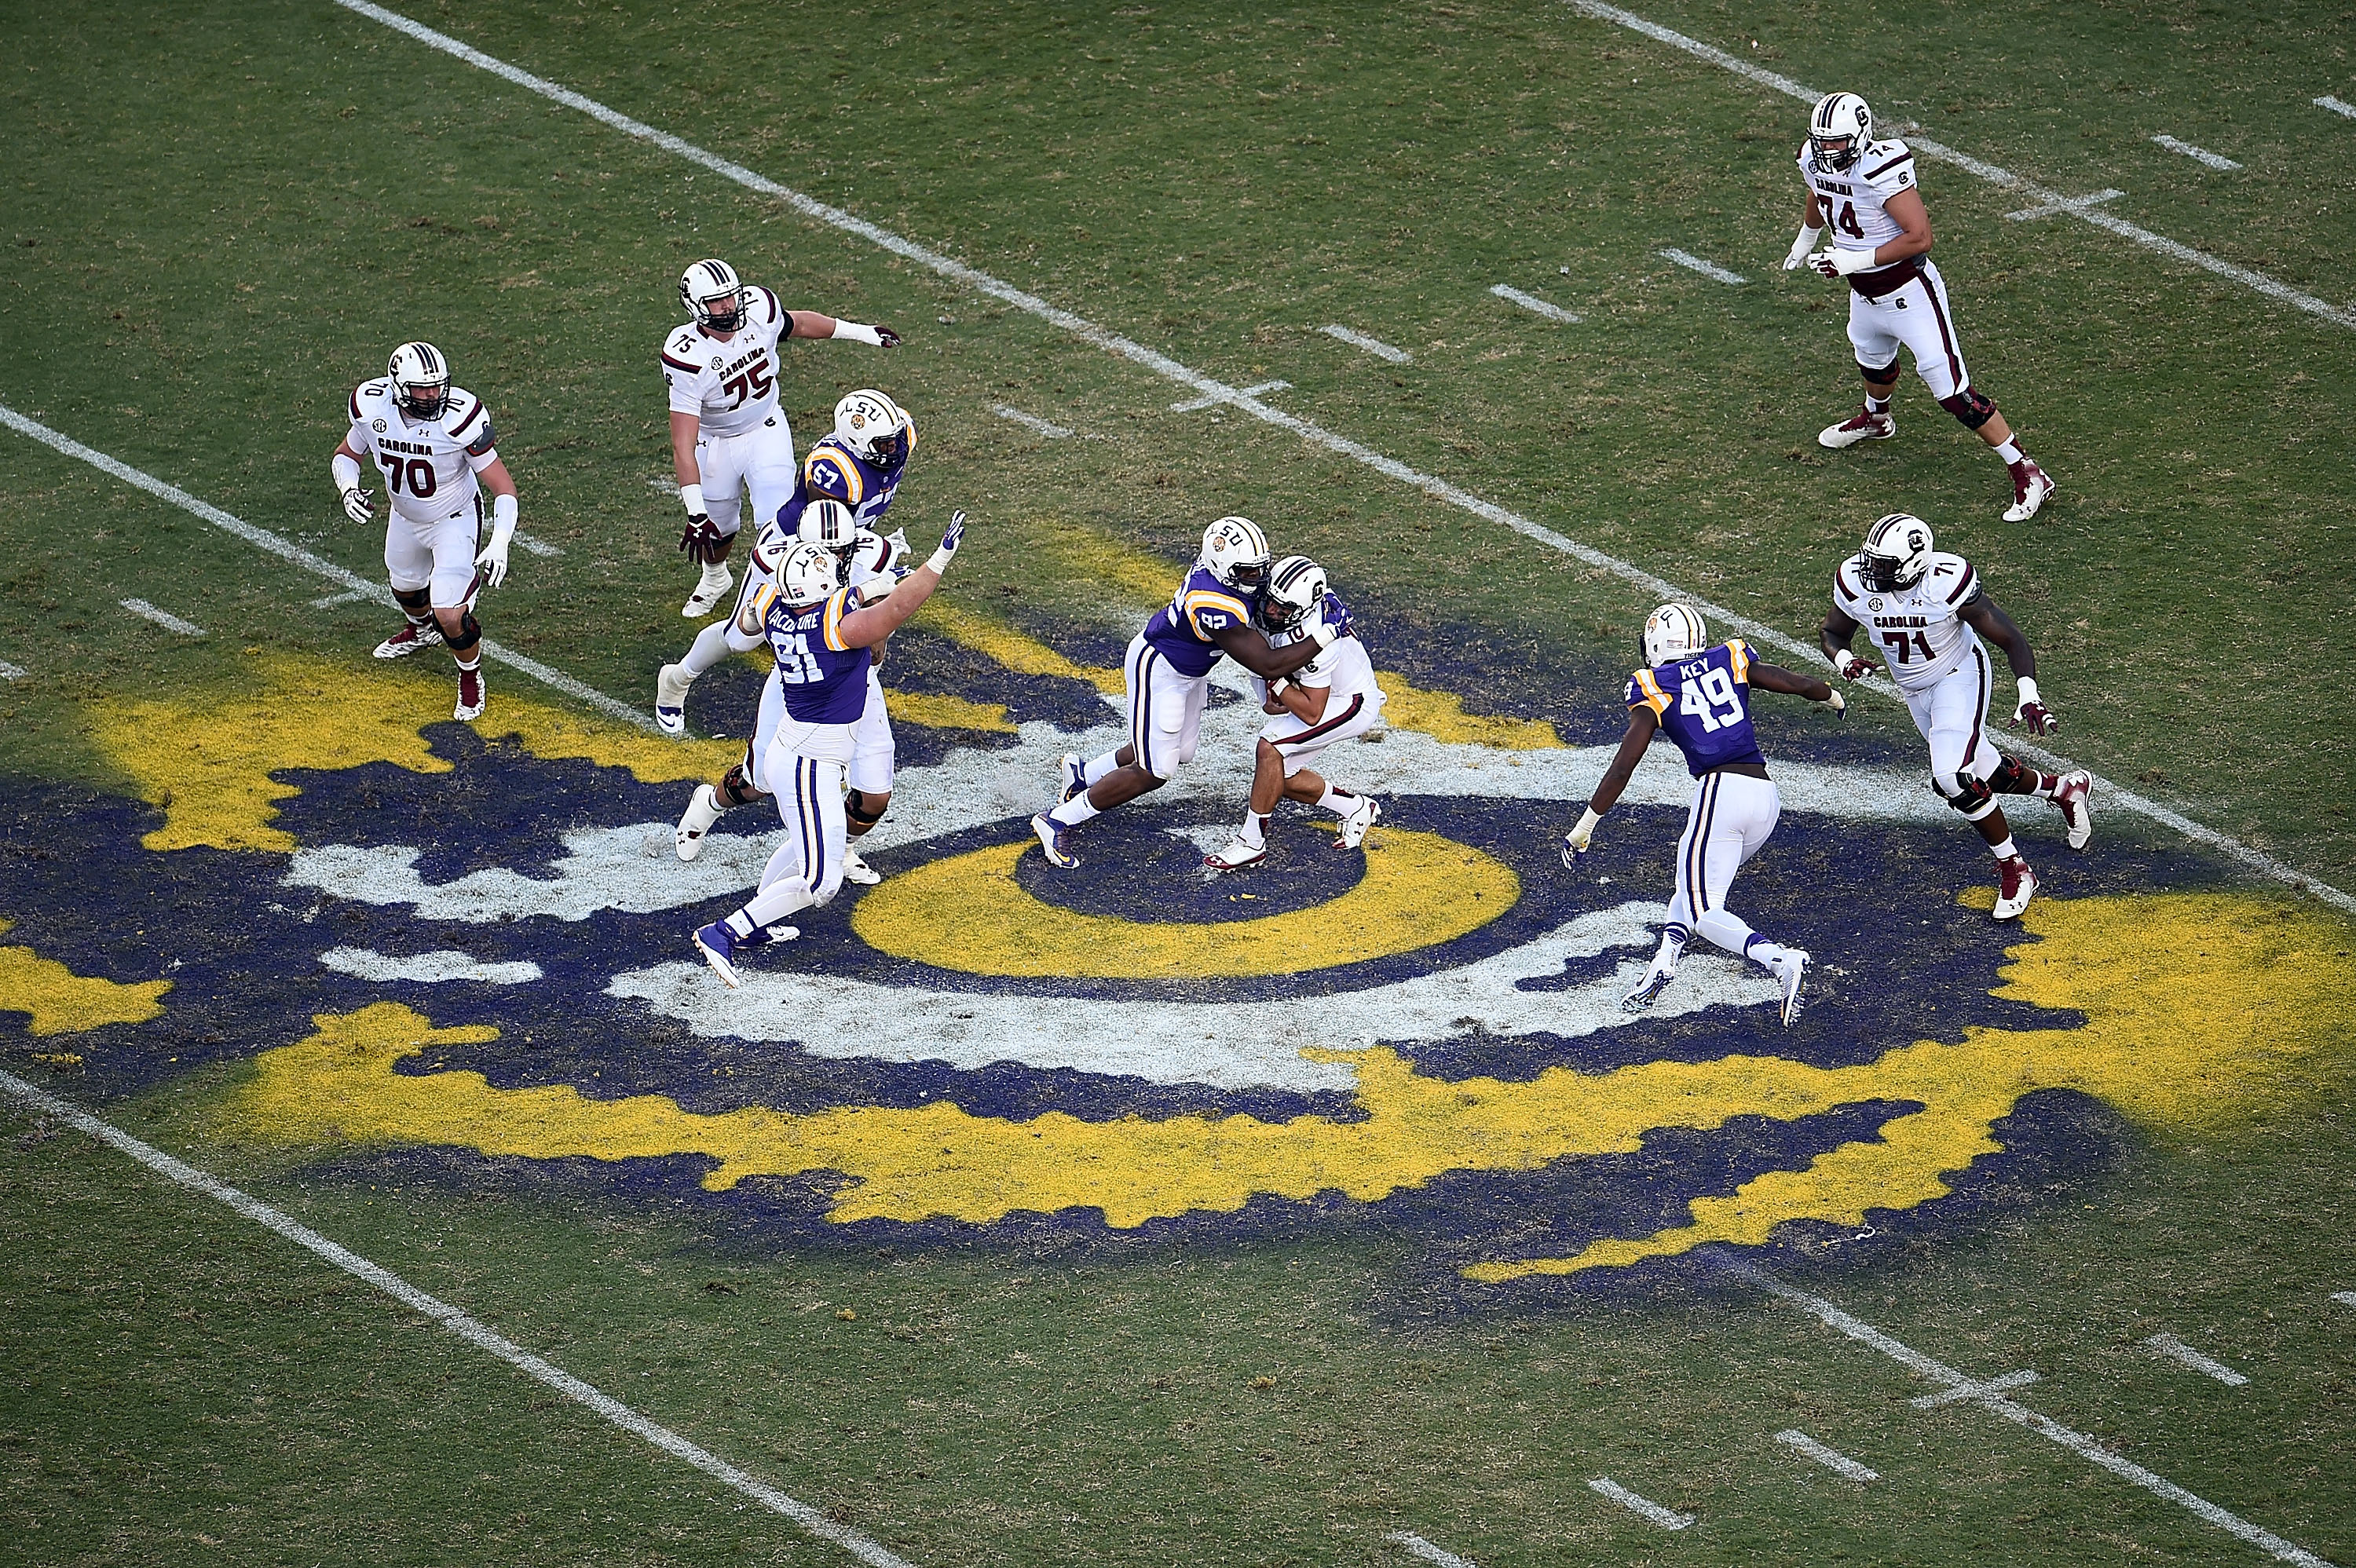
[850,829,1517,978]
[915,602,1124,695]
[86,654,736,853]
[882,689,1017,733]
[0,917,170,1036]
[1373,679,1564,750]
[224,892,2354,1255]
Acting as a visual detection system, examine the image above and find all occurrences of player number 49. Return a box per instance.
[1678,666,1743,733]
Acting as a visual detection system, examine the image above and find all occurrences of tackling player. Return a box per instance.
[663,259,899,618]
[1784,92,2056,524]
[1030,516,1337,869]
[1206,556,1385,872]
[1820,513,2093,920]
[691,513,965,987]
[1564,604,1842,1028]
[333,342,519,722]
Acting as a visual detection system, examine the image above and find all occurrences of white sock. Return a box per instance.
[698,560,731,588]
[1655,925,1689,969]
[1995,437,2025,464]
[1865,393,1891,415]
[1315,784,1355,817]
[1744,934,1790,969]
[680,620,733,678]
[1239,810,1268,847]
[1049,792,1101,828]
[1988,835,2019,861]
[734,879,813,933]
[1082,751,1120,787]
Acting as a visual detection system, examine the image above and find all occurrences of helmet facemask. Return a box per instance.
[1259,556,1326,633]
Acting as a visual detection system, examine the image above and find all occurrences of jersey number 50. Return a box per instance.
[1679,666,1743,733]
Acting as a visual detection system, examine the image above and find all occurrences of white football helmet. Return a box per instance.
[796,498,862,583]
[775,540,841,606]
[1860,512,1935,593]
[386,341,452,420]
[1260,554,1329,633]
[832,389,913,472]
[1198,515,1271,593]
[1641,603,1709,668]
[679,258,748,333]
[1809,91,1874,174]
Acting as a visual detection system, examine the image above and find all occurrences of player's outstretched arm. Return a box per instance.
[1748,660,1844,716]
[785,310,902,348]
[1563,707,1659,861]
[1962,594,2058,733]
[836,512,964,649]
[1209,620,1332,682]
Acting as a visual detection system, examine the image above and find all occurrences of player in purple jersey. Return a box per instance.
[691,511,965,988]
[1030,515,1337,868]
[1564,603,1846,1028]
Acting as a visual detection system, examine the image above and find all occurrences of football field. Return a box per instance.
[3,2,2354,1565]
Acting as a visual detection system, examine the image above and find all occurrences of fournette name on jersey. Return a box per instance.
[346,379,499,524]
[759,583,873,725]
[1143,565,1254,678]
[660,286,787,439]
[1798,137,1918,274]
[1833,553,1982,691]
[1629,640,1766,776]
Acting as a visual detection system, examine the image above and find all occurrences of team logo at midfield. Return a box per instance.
[2,629,2347,1295]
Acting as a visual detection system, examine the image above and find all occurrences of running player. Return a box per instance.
[663,259,898,617]
[1205,556,1385,871]
[1564,604,1844,1027]
[1784,92,2056,523]
[333,341,520,722]
[690,512,964,987]
[1820,513,2093,920]
[1029,516,1337,870]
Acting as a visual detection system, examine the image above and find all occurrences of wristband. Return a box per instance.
[2017,676,2041,707]
[925,544,957,575]
[831,320,884,346]
[1835,651,1864,680]
[492,492,518,537]
[1268,678,1290,700]
[331,452,362,492]
[1310,620,1338,649]
[679,482,706,518]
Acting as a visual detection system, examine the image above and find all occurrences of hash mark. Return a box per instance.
[1657,248,1747,285]
[119,598,205,637]
[1774,1428,1879,1482]
[1319,323,1413,363]
[1587,1476,1696,1530]
[2143,1332,2248,1386]
[1385,1530,1480,1568]
[2150,135,2241,171]
[1489,283,1582,323]
[988,404,1075,438]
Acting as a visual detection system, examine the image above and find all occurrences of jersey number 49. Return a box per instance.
[1679,666,1743,733]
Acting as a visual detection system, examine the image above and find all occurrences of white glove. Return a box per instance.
[1809,247,1878,278]
[340,487,373,525]
[1834,649,1877,681]
[1308,614,1338,649]
[1560,806,1604,867]
[1783,224,1824,270]
[477,494,518,588]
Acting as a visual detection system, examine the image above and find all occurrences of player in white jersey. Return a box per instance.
[331,342,520,722]
[1821,513,2092,920]
[1783,92,2056,524]
[664,258,899,618]
[1205,557,1385,872]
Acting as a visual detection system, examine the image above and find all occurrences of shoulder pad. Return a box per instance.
[803,446,861,502]
[756,286,782,323]
[1862,141,1917,190]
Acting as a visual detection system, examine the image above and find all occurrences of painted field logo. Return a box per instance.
[4,635,2350,1290]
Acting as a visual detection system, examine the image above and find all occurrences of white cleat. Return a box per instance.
[681,563,734,619]
[1620,964,1677,1014]
[1057,752,1088,805]
[1337,795,1381,850]
[2003,459,2056,522]
[675,784,722,863]
[1770,948,1811,1029]
[2054,769,2094,851]
[1818,407,1895,450]
[374,621,444,660]
[1992,855,2038,921]
[841,846,882,886]
[1205,836,1268,874]
[655,662,694,737]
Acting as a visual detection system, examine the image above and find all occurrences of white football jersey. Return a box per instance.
[1833,550,1981,693]
[345,379,498,525]
[1253,630,1384,713]
[661,286,788,439]
[1798,137,1919,269]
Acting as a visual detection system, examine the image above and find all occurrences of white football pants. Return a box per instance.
[1846,258,1972,401]
[738,718,855,928]
[1900,641,2003,813]
[1123,634,1210,780]
[1663,770,1781,958]
[695,417,795,538]
[384,492,483,609]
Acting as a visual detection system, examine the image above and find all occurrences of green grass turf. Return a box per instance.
[3,1,2355,1564]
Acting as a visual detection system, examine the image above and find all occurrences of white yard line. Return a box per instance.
[0,658,25,681]
[1490,283,1582,323]
[324,0,2356,917]
[0,1068,917,1568]
[2334,1292,2356,1310]
[1568,1,2356,332]
[2150,135,2241,171]
[986,404,1074,438]
[1911,1368,2040,1409]
[120,598,205,637]
[1734,1262,2336,1567]
[2006,188,2124,222]
[1320,323,1414,363]
[513,530,562,557]
[2144,1333,2249,1387]
[1586,1477,1696,1530]
[1657,247,1747,285]
[2315,97,2356,120]
[0,403,660,733]
[1172,378,1289,413]
[1384,1530,1481,1568]
[1774,1429,1879,1482]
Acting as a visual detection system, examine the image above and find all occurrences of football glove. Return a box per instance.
[925,510,966,575]
[1827,688,1848,720]
[679,514,726,564]
[340,487,374,526]
[1834,649,1880,681]
[1808,247,1877,278]
[1319,590,1355,642]
[876,324,902,348]
[1783,224,1824,271]
[475,532,511,589]
[2008,677,2059,735]
[1560,806,1603,867]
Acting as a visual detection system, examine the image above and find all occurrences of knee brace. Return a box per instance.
[719,754,763,808]
[393,586,433,617]
[1987,755,2037,795]
[844,790,887,828]
[1939,385,1998,429]
[1937,769,2000,822]
[444,611,482,656]
[1859,358,1901,389]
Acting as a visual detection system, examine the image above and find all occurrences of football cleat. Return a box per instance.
[675,784,721,863]
[682,562,734,619]
[692,922,744,989]
[655,662,693,737]
[1992,855,2038,921]
[454,666,485,722]
[2054,769,2094,851]
[1620,964,1677,1014]
[840,846,882,886]
[373,621,444,660]
[2004,459,2056,522]
[1205,837,1268,874]
[1058,752,1088,805]
[1770,948,1811,1029]
[1030,813,1079,869]
[1818,407,1895,450]
[1337,795,1381,850]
